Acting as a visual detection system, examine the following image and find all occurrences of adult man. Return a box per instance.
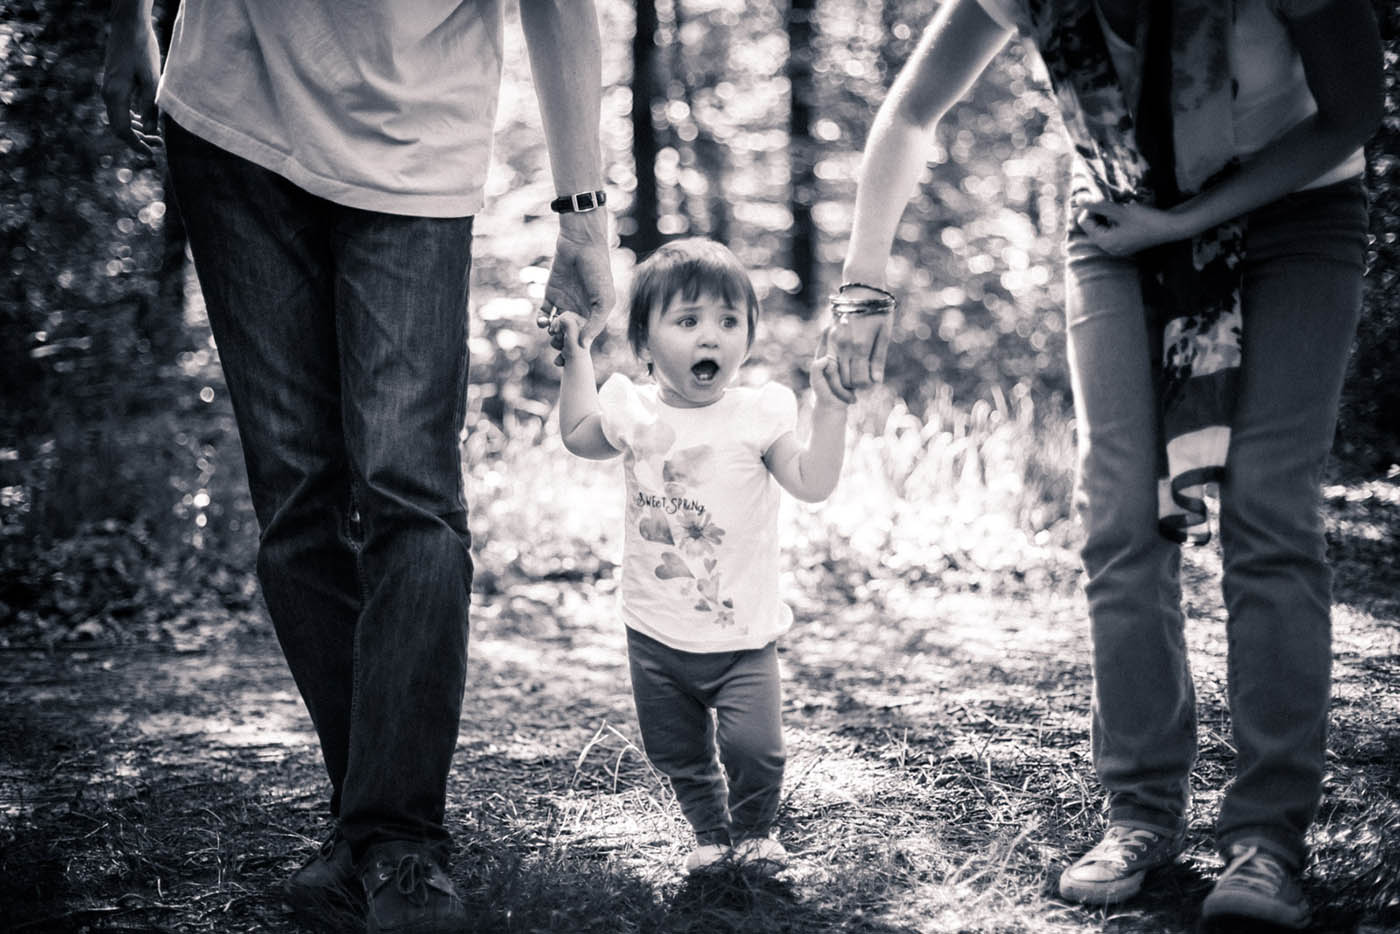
[103,2,615,931]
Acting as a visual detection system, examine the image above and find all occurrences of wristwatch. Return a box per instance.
[550,190,607,214]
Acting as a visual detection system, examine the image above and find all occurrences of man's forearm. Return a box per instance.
[519,0,605,195]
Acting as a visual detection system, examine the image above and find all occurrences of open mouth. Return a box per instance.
[691,359,720,383]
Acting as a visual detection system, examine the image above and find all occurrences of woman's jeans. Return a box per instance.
[626,628,785,845]
[1064,179,1367,867]
[164,118,474,861]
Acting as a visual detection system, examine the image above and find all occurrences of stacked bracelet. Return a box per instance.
[830,282,896,318]
[838,282,895,301]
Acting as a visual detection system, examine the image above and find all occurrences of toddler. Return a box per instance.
[549,237,849,874]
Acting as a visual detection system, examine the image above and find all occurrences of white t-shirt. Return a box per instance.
[157,1,505,217]
[598,375,798,653]
[974,0,1365,190]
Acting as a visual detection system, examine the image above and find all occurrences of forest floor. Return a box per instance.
[2,466,1398,934]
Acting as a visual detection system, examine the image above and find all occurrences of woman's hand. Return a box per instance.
[1075,200,1193,256]
[825,289,893,403]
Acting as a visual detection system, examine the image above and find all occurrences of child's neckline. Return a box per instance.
[653,385,730,410]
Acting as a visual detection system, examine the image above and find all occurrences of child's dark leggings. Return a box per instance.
[626,627,785,845]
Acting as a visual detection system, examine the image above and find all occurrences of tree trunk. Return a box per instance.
[626,0,662,258]
[786,0,817,314]
[675,0,730,244]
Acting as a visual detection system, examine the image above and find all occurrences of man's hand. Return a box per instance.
[102,2,162,154]
[1074,200,1193,256]
[536,215,615,365]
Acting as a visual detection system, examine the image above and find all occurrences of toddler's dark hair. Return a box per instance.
[627,238,760,364]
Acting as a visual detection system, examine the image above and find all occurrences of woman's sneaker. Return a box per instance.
[732,836,788,877]
[1058,823,1182,905]
[683,843,731,874]
[1201,843,1309,929]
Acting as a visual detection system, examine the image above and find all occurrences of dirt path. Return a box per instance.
[3,538,1398,933]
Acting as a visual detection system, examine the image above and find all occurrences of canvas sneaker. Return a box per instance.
[282,828,361,929]
[360,841,467,934]
[732,836,788,877]
[1058,823,1182,905]
[1201,842,1309,929]
[683,843,731,874]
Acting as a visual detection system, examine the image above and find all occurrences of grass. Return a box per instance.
[3,387,1398,934]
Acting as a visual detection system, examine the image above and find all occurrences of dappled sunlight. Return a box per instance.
[121,708,313,750]
[784,746,889,810]
[541,787,683,864]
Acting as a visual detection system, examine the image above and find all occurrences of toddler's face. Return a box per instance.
[643,292,749,408]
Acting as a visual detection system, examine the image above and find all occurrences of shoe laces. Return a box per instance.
[1084,826,1163,870]
[1218,845,1289,895]
[386,853,434,907]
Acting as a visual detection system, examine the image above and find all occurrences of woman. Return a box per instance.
[831,0,1382,926]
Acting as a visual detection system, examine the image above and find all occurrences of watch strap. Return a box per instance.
[550,190,607,214]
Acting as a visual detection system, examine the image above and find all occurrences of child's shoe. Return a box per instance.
[683,843,730,874]
[733,836,787,876]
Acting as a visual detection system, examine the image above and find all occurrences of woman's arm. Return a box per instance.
[833,0,1011,399]
[1182,0,1383,226]
[841,0,1012,287]
[1079,0,1383,255]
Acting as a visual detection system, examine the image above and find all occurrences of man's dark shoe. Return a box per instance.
[361,841,467,934]
[283,828,363,931]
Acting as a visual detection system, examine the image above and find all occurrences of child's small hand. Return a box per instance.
[810,332,851,408]
[547,310,591,366]
[811,355,848,407]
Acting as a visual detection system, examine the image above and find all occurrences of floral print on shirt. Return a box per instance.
[624,442,737,628]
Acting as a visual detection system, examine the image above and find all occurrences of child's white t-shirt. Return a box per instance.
[598,374,798,653]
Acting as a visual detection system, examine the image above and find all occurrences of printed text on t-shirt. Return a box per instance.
[636,492,706,516]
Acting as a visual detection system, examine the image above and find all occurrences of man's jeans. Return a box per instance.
[164,118,474,860]
[1064,178,1367,867]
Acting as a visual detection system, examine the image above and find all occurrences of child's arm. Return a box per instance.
[763,343,850,503]
[551,311,621,460]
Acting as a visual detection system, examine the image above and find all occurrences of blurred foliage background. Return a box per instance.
[1,0,1396,644]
